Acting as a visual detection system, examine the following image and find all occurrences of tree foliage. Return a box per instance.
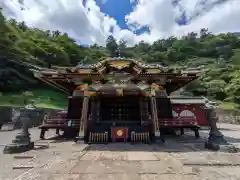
[1,9,240,105]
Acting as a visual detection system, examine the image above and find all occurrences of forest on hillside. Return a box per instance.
[1,9,240,109]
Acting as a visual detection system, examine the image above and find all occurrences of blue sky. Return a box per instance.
[95,0,186,35]
[95,0,152,35]
[96,0,133,30]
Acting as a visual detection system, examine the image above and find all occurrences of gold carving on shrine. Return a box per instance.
[117,129,123,136]
[108,60,131,70]
[150,83,159,96]
[116,88,123,96]
[98,66,106,73]
[146,69,161,74]
[158,85,163,89]
[151,83,159,90]
[133,65,142,73]
[88,91,97,96]
[76,84,88,91]
[77,69,91,74]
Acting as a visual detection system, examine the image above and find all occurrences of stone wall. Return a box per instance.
[0,106,62,129]
[215,108,240,124]
[0,107,12,124]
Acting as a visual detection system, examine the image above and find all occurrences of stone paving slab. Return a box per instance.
[127,151,158,160]
[99,151,127,160]
[170,151,240,165]
[80,151,104,160]
[0,129,58,180]
[79,173,141,180]
[1,123,240,180]
[2,142,240,180]
[140,174,200,180]
[24,172,240,180]
[10,144,88,180]
[198,167,240,180]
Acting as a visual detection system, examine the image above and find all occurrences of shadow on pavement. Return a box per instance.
[86,134,209,153]
[219,128,240,131]
[200,131,240,143]
[48,135,77,143]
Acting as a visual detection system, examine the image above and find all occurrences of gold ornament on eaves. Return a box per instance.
[88,91,97,96]
[151,83,159,90]
[146,69,162,74]
[151,83,164,90]
[76,84,88,91]
[116,88,123,96]
[150,83,164,96]
[108,60,131,70]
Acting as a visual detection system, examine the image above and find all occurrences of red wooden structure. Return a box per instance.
[171,97,209,126]
[35,58,210,143]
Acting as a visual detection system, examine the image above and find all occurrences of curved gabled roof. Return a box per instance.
[75,57,170,72]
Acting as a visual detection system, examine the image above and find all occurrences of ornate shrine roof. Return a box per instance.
[33,57,201,94]
[76,57,168,71]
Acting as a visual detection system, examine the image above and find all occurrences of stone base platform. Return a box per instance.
[3,142,34,154]
[205,140,240,153]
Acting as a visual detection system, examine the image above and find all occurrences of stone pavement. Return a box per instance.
[0,124,240,180]
[0,128,57,180]
[0,128,54,147]
[200,123,240,149]
[4,142,240,180]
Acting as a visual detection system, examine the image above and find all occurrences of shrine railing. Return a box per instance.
[158,117,198,127]
[42,118,80,128]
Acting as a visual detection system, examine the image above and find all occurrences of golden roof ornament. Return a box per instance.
[108,60,131,69]
[150,83,160,96]
[151,83,159,90]
[116,88,123,96]
[76,84,88,91]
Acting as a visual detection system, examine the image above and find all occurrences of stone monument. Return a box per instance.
[205,108,239,152]
[3,101,36,154]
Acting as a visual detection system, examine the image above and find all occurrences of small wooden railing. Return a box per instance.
[158,117,198,127]
[42,118,80,127]
[88,132,108,143]
[131,132,150,143]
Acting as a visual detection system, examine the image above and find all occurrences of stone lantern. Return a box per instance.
[3,101,36,154]
[204,108,239,152]
[204,108,226,150]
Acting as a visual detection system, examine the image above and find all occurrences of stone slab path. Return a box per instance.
[1,141,240,180]
[0,124,240,180]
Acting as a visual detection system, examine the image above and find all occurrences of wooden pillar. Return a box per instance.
[140,96,149,125]
[139,97,143,125]
[150,96,159,132]
[90,97,96,123]
[89,97,98,130]
[79,91,90,142]
[96,99,100,123]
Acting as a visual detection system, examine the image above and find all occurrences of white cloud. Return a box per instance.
[1,0,130,45]
[1,0,240,46]
[126,0,240,42]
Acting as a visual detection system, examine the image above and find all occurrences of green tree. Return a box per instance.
[106,35,118,57]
